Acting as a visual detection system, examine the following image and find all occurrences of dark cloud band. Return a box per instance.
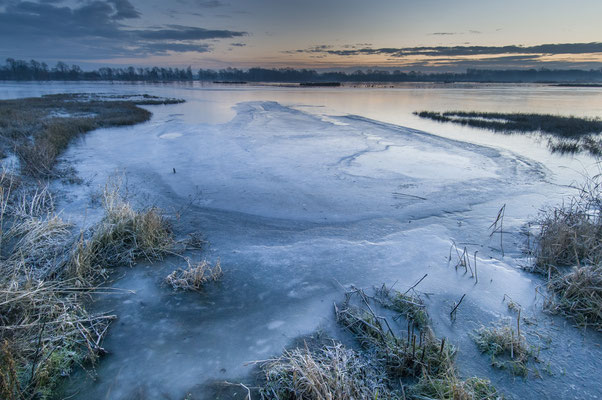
[0,0,246,58]
[293,42,602,58]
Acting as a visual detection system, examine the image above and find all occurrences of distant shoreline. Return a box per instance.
[2,58,602,85]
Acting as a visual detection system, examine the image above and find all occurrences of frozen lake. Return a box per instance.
[2,82,602,399]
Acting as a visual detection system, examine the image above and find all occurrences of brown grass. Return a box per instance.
[0,173,174,399]
[545,265,602,331]
[68,178,174,284]
[533,171,601,273]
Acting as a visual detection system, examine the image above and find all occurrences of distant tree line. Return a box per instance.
[2,58,602,83]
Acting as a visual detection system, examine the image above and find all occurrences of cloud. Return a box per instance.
[430,32,459,36]
[0,0,246,59]
[230,42,246,47]
[291,42,602,58]
[176,0,227,8]
[194,0,226,7]
[108,0,140,19]
[137,25,245,40]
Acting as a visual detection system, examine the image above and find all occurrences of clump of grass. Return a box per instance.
[165,259,222,291]
[259,343,392,400]
[68,178,174,284]
[335,289,455,379]
[473,320,532,376]
[374,283,430,330]
[545,265,602,331]
[5,213,72,280]
[528,169,602,330]
[533,189,601,274]
[411,373,502,400]
[414,110,602,155]
[0,274,115,399]
[0,93,184,177]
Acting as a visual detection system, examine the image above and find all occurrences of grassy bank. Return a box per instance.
[0,173,177,399]
[0,93,186,399]
[0,93,183,177]
[414,111,602,156]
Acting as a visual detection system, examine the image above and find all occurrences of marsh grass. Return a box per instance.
[0,171,177,399]
[164,259,222,291]
[259,343,393,400]
[414,111,602,155]
[374,283,430,331]
[0,92,184,398]
[68,178,174,284]
[257,286,501,399]
[545,265,602,331]
[528,169,602,330]
[0,93,184,177]
[411,374,501,400]
[473,321,532,377]
[533,173,601,273]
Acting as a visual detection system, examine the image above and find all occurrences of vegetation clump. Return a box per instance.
[165,259,222,291]
[256,285,502,399]
[414,110,602,155]
[375,283,430,330]
[533,174,601,273]
[545,265,602,331]
[259,343,393,400]
[529,169,602,330]
[473,321,532,376]
[69,178,174,284]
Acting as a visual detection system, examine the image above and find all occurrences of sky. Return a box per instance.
[1,0,601,71]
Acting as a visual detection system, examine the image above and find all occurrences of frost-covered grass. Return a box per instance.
[414,110,602,155]
[473,321,532,377]
[546,265,602,331]
[375,283,430,330]
[0,93,183,177]
[164,259,222,291]
[255,286,502,399]
[287,287,502,399]
[530,169,602,330]
[259,343,393,400]
[0,173,175,399]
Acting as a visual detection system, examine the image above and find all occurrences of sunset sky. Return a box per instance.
[1,0,601,71]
